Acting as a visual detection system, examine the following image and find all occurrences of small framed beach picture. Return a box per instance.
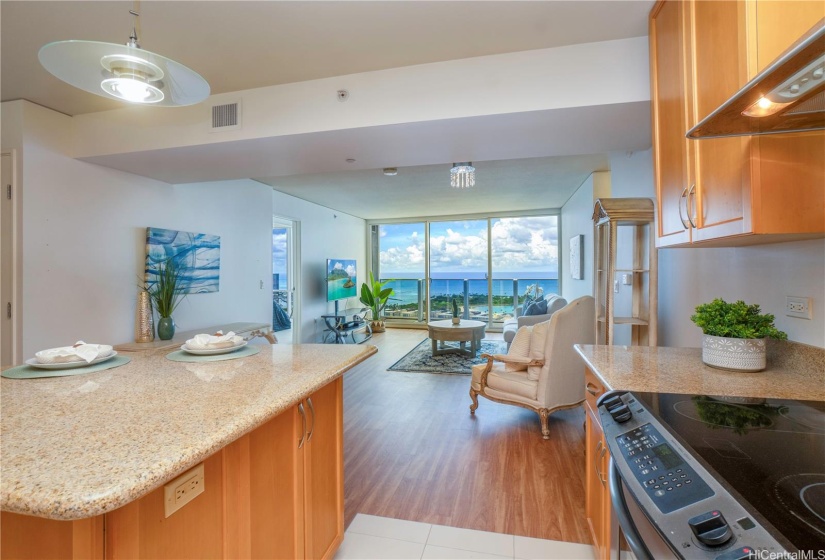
[570,235,583,280]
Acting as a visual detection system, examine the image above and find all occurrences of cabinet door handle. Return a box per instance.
[306,397,316,443]
[678,187,690,229]
[595,441,603,483]
[687,183,697,228]
[599,447,608,485]
[586,382,600,396]
[298,403,307,449]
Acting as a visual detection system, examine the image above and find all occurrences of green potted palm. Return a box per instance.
[690,298,787,372]
[359,272,394,333]
[148,258,187,340]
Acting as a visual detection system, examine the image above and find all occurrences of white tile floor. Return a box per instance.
[334,514,596,560]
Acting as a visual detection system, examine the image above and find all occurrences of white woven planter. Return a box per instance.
[702,335,767,372]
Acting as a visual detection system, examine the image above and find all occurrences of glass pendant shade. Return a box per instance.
[450,162,476,188]
[39,40,210,107]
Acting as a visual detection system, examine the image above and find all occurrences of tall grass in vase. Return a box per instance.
[148,258,187,340]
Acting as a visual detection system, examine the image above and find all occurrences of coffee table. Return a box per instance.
[427,319,487,357]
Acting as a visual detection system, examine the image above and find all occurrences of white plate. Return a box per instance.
[25,351,118,370]
[180,341,248,355]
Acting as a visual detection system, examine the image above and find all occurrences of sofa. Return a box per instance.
[502,294,567,347]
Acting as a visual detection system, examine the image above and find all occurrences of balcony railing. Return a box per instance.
[381,278,557,325]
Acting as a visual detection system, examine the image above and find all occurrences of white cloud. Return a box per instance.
[345,264,356,277]
[379,217,558,274]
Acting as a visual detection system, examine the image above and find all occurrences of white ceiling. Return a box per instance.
[1,1,655,220]
[1,1,653,116]
[262,154,611,220]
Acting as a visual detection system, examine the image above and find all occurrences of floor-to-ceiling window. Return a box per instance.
[373,214,559,330]
[378,223,426,321]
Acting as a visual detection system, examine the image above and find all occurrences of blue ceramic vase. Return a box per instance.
[157,317,176,340]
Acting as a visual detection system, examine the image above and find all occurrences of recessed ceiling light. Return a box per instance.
[383,168,398,176]
[346,158,356,163]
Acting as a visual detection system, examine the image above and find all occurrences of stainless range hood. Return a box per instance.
[688,19,825,139]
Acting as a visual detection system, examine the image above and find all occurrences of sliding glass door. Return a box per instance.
[490,216,559,328]
[378,223,426,321]
[373,214,559,330]
[429,219,489,322]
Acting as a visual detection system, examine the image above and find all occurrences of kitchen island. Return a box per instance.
[1,343,376,559]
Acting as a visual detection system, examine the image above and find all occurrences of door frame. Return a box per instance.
[273,216,301,343]
[1,150,20,366]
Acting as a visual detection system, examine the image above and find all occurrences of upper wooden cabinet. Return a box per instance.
[650,0,825,247]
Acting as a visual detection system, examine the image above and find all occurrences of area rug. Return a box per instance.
[388,339,507,375]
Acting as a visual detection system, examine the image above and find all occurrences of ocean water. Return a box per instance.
[381,274,558,306]
[328,277,357,301]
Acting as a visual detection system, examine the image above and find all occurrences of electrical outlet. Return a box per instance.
[786,296,812,320]
[622,274,632,285]
[164,463,204,517]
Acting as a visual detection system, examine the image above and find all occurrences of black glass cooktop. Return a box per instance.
[633,392,825,553]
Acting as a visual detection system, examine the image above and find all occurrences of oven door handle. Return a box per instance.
[609,457,653,560]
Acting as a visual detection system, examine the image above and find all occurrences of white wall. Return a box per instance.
[272,190,366,343]
[561,171,610,303]
[608,149,825,348]
[2,100,272,358]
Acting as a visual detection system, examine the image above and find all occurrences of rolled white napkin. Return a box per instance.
[35,341,113,364]
[185,331,244,350]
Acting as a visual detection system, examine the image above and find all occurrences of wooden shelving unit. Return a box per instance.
[593,198,658,346]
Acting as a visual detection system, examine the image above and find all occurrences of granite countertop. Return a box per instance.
[1,343,377,520]
[575,343,825,401]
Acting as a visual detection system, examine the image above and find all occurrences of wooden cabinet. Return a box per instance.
[0,378,345,560]
[650,0,825,248]
[302,378,345,560]
[584,369,612,560]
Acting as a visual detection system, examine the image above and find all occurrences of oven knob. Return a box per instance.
[609,405,632,423]
[688,511,733,547]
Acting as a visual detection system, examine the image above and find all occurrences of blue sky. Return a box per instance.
[272,228,288,284]
[379,217,558,276]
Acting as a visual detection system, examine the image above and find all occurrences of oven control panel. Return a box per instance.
[598,392,789,560]
[615,423,714,514]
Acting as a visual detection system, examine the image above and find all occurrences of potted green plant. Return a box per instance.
[690,298,787,372]
[359,272,394,333]
[451,298,460,325]
[148,258,187,340]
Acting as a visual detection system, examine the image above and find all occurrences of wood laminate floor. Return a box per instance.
[342,328,590,545]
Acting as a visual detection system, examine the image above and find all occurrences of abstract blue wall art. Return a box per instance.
[145,227,220,293]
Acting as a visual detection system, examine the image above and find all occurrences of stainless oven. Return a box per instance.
[596,391,825,559]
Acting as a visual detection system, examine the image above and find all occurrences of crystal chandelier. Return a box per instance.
[450,162,475,189]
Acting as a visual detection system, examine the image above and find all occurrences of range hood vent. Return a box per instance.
[688,20,825,139]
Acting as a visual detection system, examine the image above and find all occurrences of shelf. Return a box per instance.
[597,316,649,326]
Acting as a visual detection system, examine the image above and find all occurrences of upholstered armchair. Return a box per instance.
[469,296,595,439]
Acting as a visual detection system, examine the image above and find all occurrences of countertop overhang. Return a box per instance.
[0,344,377,520]
[575,344,824,402]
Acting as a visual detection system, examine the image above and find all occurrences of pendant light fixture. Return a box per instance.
[38,3,209,107]
[450,162,475,189]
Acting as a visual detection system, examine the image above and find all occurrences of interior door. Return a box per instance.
[1,152,14,367]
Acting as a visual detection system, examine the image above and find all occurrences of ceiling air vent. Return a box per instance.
[210,101,241,132]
